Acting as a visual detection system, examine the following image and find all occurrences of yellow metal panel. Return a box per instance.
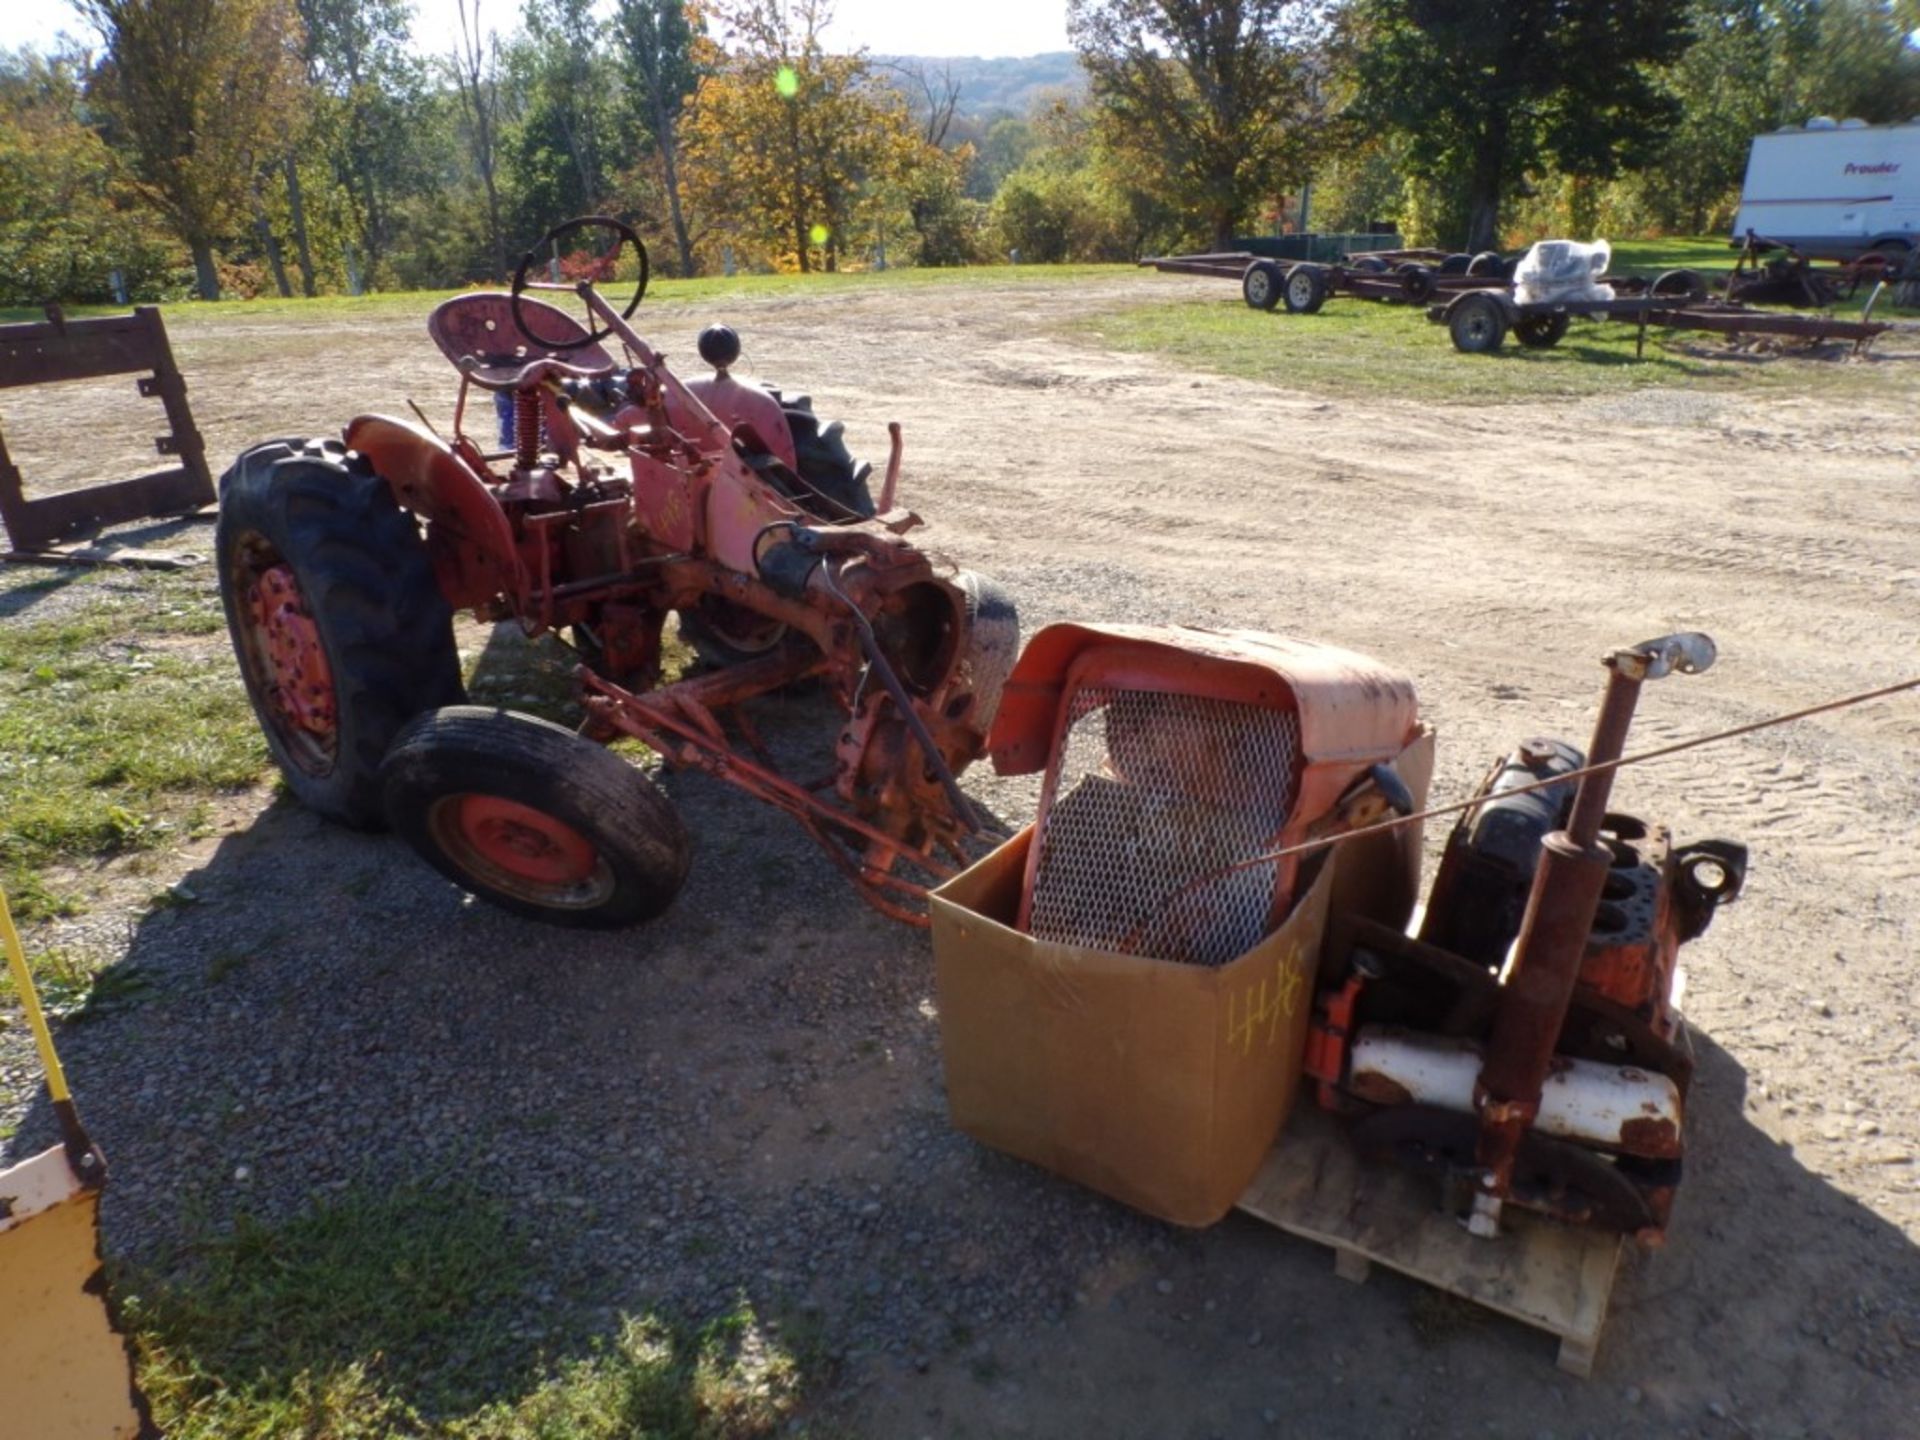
[0,1149,145,1440]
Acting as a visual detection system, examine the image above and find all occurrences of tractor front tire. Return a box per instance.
[954,570,1021,743]
[381,706,691,929]
[217,444,463,828]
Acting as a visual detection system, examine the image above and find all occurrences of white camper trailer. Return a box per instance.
[1732,118,1920,261]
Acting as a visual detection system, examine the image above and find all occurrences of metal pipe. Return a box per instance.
[1351,1026,1682,1160]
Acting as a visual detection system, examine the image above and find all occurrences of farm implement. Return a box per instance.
[217,216,1016,928]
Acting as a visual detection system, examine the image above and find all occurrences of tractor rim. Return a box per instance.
[1288,272,1314,306]
[428,793,615,908]
[230,531,338,775]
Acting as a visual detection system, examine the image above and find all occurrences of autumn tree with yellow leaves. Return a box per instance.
[680,0,944,272]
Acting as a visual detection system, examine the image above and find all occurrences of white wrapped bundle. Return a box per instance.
[1513,239,1615,305]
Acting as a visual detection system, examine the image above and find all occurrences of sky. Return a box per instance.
[0,0,1073,60]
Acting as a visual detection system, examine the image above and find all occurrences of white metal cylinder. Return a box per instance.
[1347,1025,1683,1158]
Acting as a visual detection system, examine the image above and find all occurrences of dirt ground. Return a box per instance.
[4,271,1918,1437]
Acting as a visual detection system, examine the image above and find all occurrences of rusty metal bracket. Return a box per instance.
[0,304,214,554]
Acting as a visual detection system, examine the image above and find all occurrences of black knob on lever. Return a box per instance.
[697,323,741,374]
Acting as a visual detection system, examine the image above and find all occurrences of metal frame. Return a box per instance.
[0,305,213,553]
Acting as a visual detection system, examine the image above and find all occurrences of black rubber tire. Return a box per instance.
[1352,256,1389,275]
[1438,252,1473,276]
[1242,260,1285,311]
[1398,264,1436,303]
[381,706,691,929]
[218,436,347,497]
[1449,294,1509,354]
[1466,250,1504,278]
[1282,265,1328,315]
[217,444,464,828]
[1650,268,1704,300]
[676,597,792,668]
[953,570,1020,743]
[767,390,876,521]
[1514,312,1570,349]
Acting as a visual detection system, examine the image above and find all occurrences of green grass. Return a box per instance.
[1094,235,1913,403]
[0,569,265,930]
[0,262,1126,327]
[125,1182,817,1438]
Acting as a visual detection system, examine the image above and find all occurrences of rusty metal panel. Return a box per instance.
[0,305,213,553]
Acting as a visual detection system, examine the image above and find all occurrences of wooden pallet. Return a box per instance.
[1237,1108,1623,1377]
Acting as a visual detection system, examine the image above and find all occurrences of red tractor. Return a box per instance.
[217,218,1017,928]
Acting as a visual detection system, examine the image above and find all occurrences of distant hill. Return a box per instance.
[876,52,1085,121]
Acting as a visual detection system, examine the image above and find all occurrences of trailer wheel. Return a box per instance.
[1466,250,1505,277]
[1398,264,1436,303]
[382,706,691,929]
[1514,313,1570,350]
[1438,252,1473,276]
[1242,260,1285,311]
[1650,268,1705,300]
[1449,294,1509,354]
[1282,265,1328,315]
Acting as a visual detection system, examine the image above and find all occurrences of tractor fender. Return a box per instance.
[344,414,524,610]
[681,372,798,468]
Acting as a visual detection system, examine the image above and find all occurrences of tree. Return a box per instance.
[1348,0,1693,251]
[451,0,511,280]
[1068,0,1330,251]
[616,0,702,275]
[681,0,933,272]
[79,0,306,299]
[294,0,423,289]
[0,49,176,304]
[512,0,623,238]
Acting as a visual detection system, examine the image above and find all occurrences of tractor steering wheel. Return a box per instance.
[510,215,650,352]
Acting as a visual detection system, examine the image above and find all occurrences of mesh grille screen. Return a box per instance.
[1027,687,1300,966]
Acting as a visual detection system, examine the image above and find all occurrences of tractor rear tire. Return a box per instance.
[770,390,877,521]
[217,444,464,828]
[1242,260,1285,311]
[218,436,348,497]
[381,706,691,929]
[1449,294,1509,354]
[1282,265,1328,315]
[676,598,792,669]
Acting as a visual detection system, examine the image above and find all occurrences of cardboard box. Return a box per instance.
[930,828,1333,1227]
[929,729,1434,1228]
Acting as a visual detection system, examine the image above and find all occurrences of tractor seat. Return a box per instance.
[427,291,617,391]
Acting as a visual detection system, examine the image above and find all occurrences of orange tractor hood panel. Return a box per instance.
[989,622,1421,799]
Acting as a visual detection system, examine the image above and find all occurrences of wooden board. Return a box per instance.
[3,537,207,570]
[1237,1108,1622,1377]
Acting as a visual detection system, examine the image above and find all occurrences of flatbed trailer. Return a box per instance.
[1140,250,1513,313]
[1427,286,1891,356]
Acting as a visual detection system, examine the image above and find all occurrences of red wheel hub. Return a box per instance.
[453,795,600,887]
[247,564,336,741]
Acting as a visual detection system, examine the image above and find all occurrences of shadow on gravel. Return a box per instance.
[6,690,1910,1432]
[0,514,215,618]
